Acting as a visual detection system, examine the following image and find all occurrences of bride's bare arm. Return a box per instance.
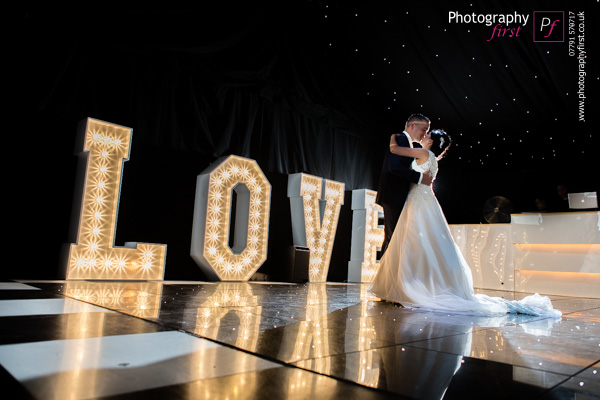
[389,134,428,162]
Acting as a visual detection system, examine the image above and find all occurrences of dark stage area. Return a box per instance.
[13,2,599,281]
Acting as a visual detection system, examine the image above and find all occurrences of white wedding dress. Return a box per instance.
[370,151,561,318]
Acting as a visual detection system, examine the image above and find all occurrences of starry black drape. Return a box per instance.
[22,7,382,191]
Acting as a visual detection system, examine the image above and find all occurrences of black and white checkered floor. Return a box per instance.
[0,280,598,399]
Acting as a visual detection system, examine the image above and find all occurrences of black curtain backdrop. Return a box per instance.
[13,1,598,280]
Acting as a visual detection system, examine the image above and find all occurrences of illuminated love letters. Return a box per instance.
[64,119,381,282]
[191,155,272,281]
[348,189,384,282]
[288,174,345,282]
[65,118,167,280]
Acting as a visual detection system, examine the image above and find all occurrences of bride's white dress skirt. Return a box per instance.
[370,152,561,318]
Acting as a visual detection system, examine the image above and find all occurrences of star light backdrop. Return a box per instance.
[16,1,598,280]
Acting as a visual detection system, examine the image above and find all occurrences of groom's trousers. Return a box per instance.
[381,203,403,255]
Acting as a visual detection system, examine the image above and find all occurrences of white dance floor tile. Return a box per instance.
[0,298,112,317]
[0,331,280,399]
[0,283,41,291]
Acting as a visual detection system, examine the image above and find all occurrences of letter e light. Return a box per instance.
[348,189,384,282]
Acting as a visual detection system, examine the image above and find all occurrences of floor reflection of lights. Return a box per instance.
[2,280,598,399]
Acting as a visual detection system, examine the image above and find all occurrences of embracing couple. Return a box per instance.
[369,114,561,317]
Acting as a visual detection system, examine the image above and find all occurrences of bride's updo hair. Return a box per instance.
[430,129,451,159]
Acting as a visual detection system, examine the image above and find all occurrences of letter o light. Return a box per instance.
[191,155,271,281]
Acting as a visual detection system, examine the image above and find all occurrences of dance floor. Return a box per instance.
[0,280,598,399]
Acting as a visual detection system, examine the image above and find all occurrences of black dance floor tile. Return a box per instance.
[293,345,570,400]
[215,321,395,363]
[97,365,404,400]
[441,356,571,400]
[0,312,170,345]
[337,313,477,345]
[406,320,600,376]
[539,361,600,399]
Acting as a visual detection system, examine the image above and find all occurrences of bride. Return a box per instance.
[369,129,561,318]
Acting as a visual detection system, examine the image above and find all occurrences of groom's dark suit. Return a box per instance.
[376,133,422,254]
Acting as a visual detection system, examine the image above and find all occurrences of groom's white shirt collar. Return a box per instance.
[402,131,414,148]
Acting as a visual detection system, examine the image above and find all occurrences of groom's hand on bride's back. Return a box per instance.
[421,171,434,186]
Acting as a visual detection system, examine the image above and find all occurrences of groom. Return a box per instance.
[376,113,433,254]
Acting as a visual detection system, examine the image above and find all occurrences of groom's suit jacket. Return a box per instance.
[375,133,421,210]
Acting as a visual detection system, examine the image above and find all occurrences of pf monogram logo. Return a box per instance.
[533,11,564,42]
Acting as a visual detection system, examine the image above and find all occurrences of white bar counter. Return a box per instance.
[450,211,600,298]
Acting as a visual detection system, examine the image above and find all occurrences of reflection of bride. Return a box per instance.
[376,313,471,399]
[375,311,561,399]
[370,130,561,318]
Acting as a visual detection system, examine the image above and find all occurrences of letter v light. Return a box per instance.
[288,173,344,282]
